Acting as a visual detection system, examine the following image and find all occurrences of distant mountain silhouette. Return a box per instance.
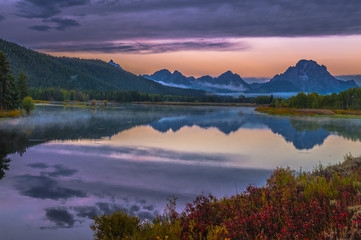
[144,60,358,94]
[250,60,357,93]
[143,70,250,93]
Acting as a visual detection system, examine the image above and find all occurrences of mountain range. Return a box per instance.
[0,38,358,95]
[143,70,250,93]
[0,39,204,97]
[336,75,361,86]
[144,60,358,94]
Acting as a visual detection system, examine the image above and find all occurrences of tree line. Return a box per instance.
[283,88,361,110]
[0,51,33,114]
[28,87,248,103]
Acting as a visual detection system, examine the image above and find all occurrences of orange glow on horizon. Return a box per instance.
[43,36,361,79]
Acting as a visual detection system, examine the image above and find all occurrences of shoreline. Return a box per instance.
[34,100,258,108]
[132,101,257,107]
[256,106,361,119]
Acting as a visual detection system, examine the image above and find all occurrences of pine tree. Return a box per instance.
[17,71,28,100]
[0,51,20,111]
[4,75,20,110]
[0,51,11,111]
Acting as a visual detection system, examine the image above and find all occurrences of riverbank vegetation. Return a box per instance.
[285,88,361,110]
[91,154,361,240]
[256,89,361,118]
[256,107,361,118]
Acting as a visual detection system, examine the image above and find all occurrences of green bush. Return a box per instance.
[91,210,140,240]
[21,96,35,114]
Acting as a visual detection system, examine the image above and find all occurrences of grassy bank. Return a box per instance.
[35,100,258,108]
[0,109,22,118]
[256,107,361,118]
[91,154,361,240]
[34,100,117,109]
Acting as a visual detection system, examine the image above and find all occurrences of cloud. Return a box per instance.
[49,17,81,31]
[95,202,156,220]
[64,0,361,38]
[130,205,140,212]
[48,201,157,229]
[44,207,75,228]
[5,0,361,52]
[95,202,125,215]
[14,175,86,200]
[29,25,52,31]
[143,205,154,211]
[16,0,90,19]
[28,163,49,168]
[137,211,156,220]
[0,15,5,21]
[34,39,248,53]
[72,206,100,219]
[45,164,78,177]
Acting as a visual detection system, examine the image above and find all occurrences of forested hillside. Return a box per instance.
[0,39,204,96]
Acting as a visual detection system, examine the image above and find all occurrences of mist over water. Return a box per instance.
[1,105,361,239]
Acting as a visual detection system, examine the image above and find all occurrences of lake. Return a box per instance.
[1,104,361,239]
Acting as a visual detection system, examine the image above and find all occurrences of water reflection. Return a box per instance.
[149,109,334,150]
[1,105,361,239]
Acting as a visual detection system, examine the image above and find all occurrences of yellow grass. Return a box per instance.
[0,109,21,118]
[256,107,361,118]
[33,100,51,104]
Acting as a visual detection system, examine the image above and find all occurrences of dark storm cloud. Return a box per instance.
[96,202,125,215]
[137,211,156,220]
[13,175,86,200]
[49,18,81,31]
[130,205,140,212]
[29,25,52,31]
[44,207,75,228]
[28,163,49,169]
[45,164,78,177]
[36,40,247,53]
[6,0,361,52]
[0,15,5,21]
[75,0,361,38]
[72,206,100,219]
[16,0,90,19]
[143,205,154,211]
[56,202,157,226]
[94,202,156,220]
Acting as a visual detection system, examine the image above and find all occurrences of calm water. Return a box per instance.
[1,105,361,239]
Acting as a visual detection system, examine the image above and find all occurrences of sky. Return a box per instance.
[1,0,361,78]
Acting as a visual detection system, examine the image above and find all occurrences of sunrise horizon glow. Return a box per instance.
[1,0,361,79]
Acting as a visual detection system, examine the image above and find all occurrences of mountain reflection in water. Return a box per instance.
[1,105,361,240]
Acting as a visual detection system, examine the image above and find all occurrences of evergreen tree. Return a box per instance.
[0,51,11,111]
[0,51,20,111]
[5,75,20,110]
[17,71,28,100]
